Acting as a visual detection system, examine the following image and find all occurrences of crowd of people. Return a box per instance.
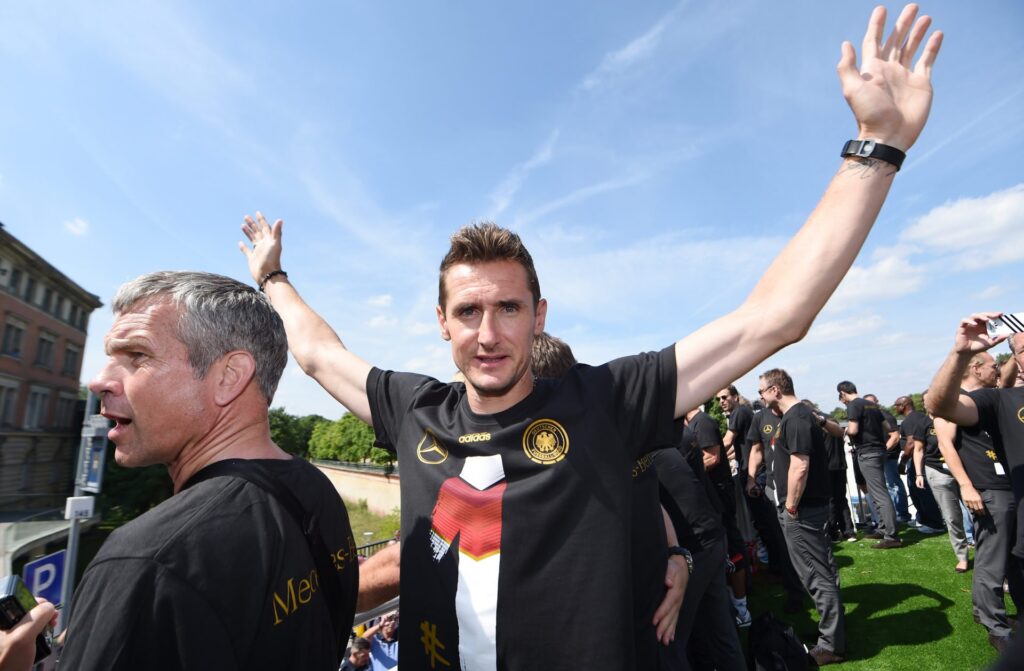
[5,3,1017,670]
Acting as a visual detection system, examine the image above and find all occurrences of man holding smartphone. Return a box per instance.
[0,598,54,671]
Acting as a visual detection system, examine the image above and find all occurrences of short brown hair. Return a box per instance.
[531,331,577,378]
[438,222,541,310]
[761,368,795,396]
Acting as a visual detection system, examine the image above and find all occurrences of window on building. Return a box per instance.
[62,344,82,377]
[55,295,67,319]
[0,377,19,427]
[24,386,51,430]
[2,318,26,358]
[41,287,53,313]
[23,276,36,303]
[55,393,79,428]
[8,267,22,294]
[68,304,81,328]
[34,333,56,369]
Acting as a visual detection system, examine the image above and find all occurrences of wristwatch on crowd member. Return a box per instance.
[667,546,694,575]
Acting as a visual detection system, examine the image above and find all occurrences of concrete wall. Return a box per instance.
[315,462,400,516]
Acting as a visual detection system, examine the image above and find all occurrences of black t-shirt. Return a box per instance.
[747,408,781,483]
[771,403,830,507]
[653,447,724,551]
[825,433,847,472]
[900,410,930,459]
[690,410,730,486]
[880,409,899,460]
[847,397,887,452]
[728,404,755,471]
[62,459,359,671]
[339,660,369,671]
[631,450,670,667]
[970,387,1024,495]
[368,347,677,671]
[921,418,946,470]
[955,388,1010,491]
[677,423,724,515]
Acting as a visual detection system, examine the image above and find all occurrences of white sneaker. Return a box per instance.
[735,609,752,628]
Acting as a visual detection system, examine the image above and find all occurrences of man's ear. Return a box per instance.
[213,351,257,407]
[533,298,548,336]
[437,305,451,341]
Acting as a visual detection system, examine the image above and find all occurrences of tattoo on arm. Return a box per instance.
[843,157,897,179]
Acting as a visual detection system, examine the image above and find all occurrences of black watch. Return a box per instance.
[840,139,906,171]
[667,546,694,574]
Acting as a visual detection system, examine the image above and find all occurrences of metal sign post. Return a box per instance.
[58,393,108,633]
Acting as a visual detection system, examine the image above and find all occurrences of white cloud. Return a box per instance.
[824,245,926,313]
[805,314,885,344]
[406,321,438,337]
[63,217,89,236]
[367,294,393,308]
[578,7,677,93]
[975,285,1004,301]
[514,173,647,228]
[537,231,786,324]
[901,184,1024,270]
[486,130,559,220]
[368,315,398,329]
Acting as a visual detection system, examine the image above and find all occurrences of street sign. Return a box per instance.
[78,416,109,493]
[64,496,95,521]
[23,550,66,607]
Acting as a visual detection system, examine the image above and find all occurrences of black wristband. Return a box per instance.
[841,139,906,171]
[667,546,694,574]
[258,269,288,292]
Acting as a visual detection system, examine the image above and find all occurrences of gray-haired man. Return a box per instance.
[61,272,359,670]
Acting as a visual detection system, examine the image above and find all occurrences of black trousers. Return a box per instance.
[828,469,857,538]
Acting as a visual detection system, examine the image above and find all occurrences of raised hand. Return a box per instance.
[238,212,284,287]
[837,4,943,152]
[953,312,1009,354]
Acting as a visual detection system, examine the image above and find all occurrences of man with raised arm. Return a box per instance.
[932,350,1018,652]
[240,7,941,669]
[926,317,1024,654]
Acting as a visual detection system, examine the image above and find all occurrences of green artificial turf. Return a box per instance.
[746,529,1017,670]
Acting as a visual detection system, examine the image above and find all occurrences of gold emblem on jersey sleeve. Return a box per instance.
[1017,407,1024,424]
[417,430,449,465]
[522,419,569,465]
[763,425,773,434]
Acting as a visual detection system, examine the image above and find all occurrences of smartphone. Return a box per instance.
[0,575,53,663]
[987,313,1024,338]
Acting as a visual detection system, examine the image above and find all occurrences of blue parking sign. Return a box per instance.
[23,550,66,606]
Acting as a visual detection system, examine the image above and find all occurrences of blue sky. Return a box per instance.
[2,1,1022,418]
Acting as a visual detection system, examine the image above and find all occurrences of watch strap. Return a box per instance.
[667,545,694,574]
[841,139,906,171]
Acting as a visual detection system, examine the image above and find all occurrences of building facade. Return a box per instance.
[0,223,101,515]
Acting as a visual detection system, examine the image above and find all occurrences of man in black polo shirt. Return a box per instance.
[745,399,805,610]
[865,393,910,524]
[838,381,902,548]
[933,350,1017,651]
[894,395,946,534]
[662,426,745,671]
[927,317,1024,654]
[762,370,846,666]
[687,407,751,627]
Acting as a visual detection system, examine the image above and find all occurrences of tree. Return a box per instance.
[705,397,728,435]
[269,407,326,457]
[309,413,393,466]
[97,453,173,526]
